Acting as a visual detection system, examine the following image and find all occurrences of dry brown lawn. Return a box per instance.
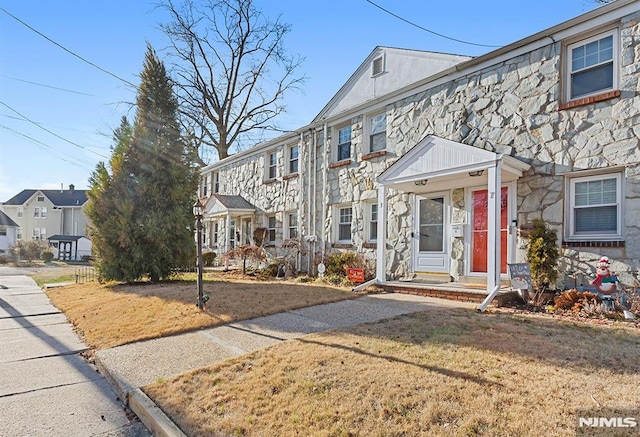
[45,273,358,349]
[145,308,640,437]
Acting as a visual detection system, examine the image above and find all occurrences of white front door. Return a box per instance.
[414,194,450,273]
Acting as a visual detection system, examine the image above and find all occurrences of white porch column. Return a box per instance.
[376,184,388,283]
[225,213,231,252]
[479,159,502,311]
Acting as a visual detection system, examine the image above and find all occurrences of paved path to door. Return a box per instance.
[0,273,150,437]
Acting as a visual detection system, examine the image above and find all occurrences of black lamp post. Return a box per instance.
[193,198,204,310]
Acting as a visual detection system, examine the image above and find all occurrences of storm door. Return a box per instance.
[414,194,449,273]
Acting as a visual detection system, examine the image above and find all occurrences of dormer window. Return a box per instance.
[372,55,384,76]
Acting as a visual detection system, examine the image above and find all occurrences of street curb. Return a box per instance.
[95,354,186,436]
[129,388,187,437]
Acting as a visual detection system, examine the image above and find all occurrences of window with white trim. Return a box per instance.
[230,219,236,248]
[369,113,386,153]
[202,175,208,197]
[32,227,46,240]
[337,126,351,161]
[337,206,353,242]
[0,227,6,236]
[565,28,618,102]
[213,172,219,193]
[16,228,22,240]
[288,144,299,174]
[567,172,622,239]
[37,196,45,202]
[368,203,378,242]
[34,207,41,218]
[287,213,298,239]
[212,221,219,246]
[267,151,278,179]
[17,207,23,218]
[40,207,47,218]
[267,215,277,243]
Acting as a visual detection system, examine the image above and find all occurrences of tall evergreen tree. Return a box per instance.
[87,45,198,282]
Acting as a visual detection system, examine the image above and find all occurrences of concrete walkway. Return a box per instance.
[96,292,477,398]
[0,274,150,437]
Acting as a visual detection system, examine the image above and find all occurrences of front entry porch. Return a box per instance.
[375,135,530,310]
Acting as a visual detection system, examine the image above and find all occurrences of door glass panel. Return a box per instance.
[472,188,508,273]
[419,197,444,252]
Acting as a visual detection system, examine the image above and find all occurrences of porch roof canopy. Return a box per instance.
[377,135,530,191]
[204,194,256,217]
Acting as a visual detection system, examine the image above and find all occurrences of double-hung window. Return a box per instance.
[289,145,299,174]
[267,152,278,179]
[338,207,352,242]
[568,172,622,239]
[213,172,219,193]
[287,213,298,239]
[369,113,386,153]
[368,203,378,242]
[565,29,617,102]
[267,216,277,243]
[337,126,351,161]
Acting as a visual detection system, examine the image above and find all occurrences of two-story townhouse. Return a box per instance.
[200,0,640,303]
[0,184,92,261]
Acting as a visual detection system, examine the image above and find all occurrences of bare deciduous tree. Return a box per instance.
[159,0,306,164]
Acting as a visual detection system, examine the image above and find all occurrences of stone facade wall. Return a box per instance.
[203,10,640,286]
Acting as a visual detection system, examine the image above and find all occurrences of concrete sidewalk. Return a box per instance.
[0,274,150,437]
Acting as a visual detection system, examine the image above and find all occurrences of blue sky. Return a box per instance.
[0,0,603,201]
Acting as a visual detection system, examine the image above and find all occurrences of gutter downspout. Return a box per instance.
[298,131,304,271]
[322,123,328,261]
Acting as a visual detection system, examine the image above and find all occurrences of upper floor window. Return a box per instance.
[337,126,351,161]
[202,175,208,197]
[41,207,47,218]
[16,228,22,240]
[289,145,299,174]
[567,172,622,239]
[0,227,6,236]
[34,207,41,218]
[369,113,386,153]
[213,172,219,193]
[267,151,278,179]
[17,207,23,218]
[565,29,618,102]
[37,196,45,202]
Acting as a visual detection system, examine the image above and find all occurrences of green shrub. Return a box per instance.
[261,261,280,277]
[41,249,55,263]
[325,251,361,277]
[526,219,559,291]
[202,252,217,267]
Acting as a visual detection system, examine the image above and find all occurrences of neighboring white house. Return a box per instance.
[198,1,640,297]
[0,184,92,261]
[0,211,19,258]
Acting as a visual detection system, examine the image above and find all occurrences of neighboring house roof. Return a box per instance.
[0,211,19,227]
[48,235,89,241]
[3,188,88,207]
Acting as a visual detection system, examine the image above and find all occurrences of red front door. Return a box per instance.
[471,187,508,274]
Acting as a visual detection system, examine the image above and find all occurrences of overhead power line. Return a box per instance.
[0,101,110,159]
[364,0,501,48]
[0,7,137,88]
[0,74,94,96]
[0,124,94,171]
